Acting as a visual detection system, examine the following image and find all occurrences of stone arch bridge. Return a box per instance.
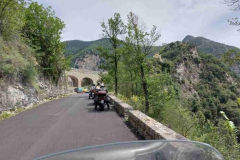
[66,69,100,89]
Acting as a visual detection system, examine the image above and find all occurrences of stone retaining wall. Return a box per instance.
[108,95,187,141]
[128,110,188,140]
[107,95,215,159]
[108,95,133,117]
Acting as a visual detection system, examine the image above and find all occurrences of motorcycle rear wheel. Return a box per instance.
[99,103,104,111]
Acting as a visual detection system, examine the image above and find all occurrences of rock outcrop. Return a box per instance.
[74,50,101,71]
[0,74,68,110]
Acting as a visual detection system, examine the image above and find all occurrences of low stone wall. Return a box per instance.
[108,95,133,117]
[107,95,211,159]
[128,110,187,140]
[108,95,187,141]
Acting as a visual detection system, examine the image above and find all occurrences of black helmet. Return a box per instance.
[92,84,95,86]
[97,82,101,85]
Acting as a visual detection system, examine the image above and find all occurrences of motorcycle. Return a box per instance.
[89,87,99,99]
[89,89,95,99]
[94,90,109,111]
[34,140,224,160]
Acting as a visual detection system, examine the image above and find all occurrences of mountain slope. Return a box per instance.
[182,35,239,57]
[64,35,240,73]
[64,38,109,56]
[182,35,240,75]
[64,38,160,70]
[64,38,110,70]
[158,41,240,134]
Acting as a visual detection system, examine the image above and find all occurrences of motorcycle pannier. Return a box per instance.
[98,91,107,96]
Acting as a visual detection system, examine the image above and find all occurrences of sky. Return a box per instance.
[35,0,240,48]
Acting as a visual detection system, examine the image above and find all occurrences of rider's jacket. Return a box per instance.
[98,87,108,93]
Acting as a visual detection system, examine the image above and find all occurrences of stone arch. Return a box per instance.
[68,75,79,87]
[66,69,100,87]
[81,77,93,87]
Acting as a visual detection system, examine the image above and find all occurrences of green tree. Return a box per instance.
[125,12,160,113]
[22,2,69,83]
[98,13,126,95]
[0,0,25,38]
[222,49,240,65]
[121,46,138,96]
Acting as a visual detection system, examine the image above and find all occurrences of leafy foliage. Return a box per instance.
[0,1,69,85]
[124,12,160,112]
[0,36,35,83]
[98,13,126,95]
[103,40,240,159]
[22,2,70,83]
[0,0,25,39]
[222,49,240,66]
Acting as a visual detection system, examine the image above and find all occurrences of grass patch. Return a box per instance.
[16,107,24,114]
[0,112,15,120]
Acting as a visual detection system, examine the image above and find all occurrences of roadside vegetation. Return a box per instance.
[99,12,240,159]
[0,0,70,85]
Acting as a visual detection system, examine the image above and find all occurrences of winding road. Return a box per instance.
[0,94,141,160]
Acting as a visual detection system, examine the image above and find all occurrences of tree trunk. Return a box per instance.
[134,72,138,96]
[129,70,133,97]
[135,83,137,95]
[114,51,118,95]
[140,64,149,113]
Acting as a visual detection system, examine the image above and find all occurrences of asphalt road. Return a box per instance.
[0,94,141,160]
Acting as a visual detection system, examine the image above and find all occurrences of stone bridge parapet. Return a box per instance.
[66,69,100,87]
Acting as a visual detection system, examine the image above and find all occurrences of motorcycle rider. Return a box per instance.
[99,84,108,93]
[94,82,101,99]
[89,84,96,99]
[99,84,110,109]
[96,82,101,90]
[91,83,96,90]
[94,83,110,109]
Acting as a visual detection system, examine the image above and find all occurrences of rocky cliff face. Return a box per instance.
[182,35,240,75]
[74,50,101,71]
[174,47,201,99]
[0,74,68,110]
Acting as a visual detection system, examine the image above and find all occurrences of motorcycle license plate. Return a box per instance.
[101,100,104,104]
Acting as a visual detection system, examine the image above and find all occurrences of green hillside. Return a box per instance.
[159,42,240,158]
[101,41,240,159]
[182,35,239,57]
[160,42,240,126]
[65,35,239,67]
[64,38,109,56]
[64,38,111,67]
[64,38,161,67]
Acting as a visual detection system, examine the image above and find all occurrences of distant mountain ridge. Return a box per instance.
[64,35,240,74]
[64,38,109,57]
[182,35,240,75]
[182,35,239,57]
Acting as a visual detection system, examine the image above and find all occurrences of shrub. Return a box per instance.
[0,112,13,120]
[0,37,32,77]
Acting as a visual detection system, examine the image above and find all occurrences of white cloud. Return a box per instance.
[34,0,240,47]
